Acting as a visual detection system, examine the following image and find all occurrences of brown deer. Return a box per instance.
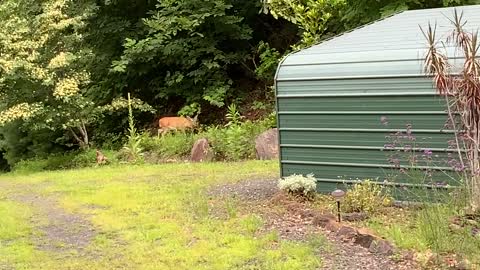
[158,112,199,137]
[96,149,108,165]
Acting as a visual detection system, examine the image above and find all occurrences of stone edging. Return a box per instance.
[312,214,396,256]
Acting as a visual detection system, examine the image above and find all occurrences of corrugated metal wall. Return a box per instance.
[274,5,480,198]
[276,76,457,197]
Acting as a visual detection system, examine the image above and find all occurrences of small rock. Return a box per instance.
[190,138,213,162]
[337,225,358,240]
[343,212,368,222]
[354,232,377,248]
[369,239,395,255]
[450,216,462,225]
[300,209,314,218]
[471,227,480,237]
[312,213,335,227]
[255,128,279,160]
[325,220,341,232]
[454,259,472,270]
[465,219,478,226]
[449,223,462,232]
[402,250,415,261]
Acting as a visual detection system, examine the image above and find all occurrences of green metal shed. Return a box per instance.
[275,5,480,197]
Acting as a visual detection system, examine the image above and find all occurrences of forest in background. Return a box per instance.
[0,0,478,169]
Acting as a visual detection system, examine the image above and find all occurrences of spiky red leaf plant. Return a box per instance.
[422,10,480,212]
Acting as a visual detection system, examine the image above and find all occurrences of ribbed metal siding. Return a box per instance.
[276,77,456,196]
[274,5,480,198]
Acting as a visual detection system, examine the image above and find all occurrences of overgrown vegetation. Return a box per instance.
[13,112,275,173]
[349,119,479,266]
[12,149,119,174]
[364,116,480,267]
[360,202,480,268]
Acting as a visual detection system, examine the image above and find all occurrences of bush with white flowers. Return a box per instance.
[278,174,317,198]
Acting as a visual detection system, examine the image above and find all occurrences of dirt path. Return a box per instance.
[0,181,97,257]
[208,179,418,270]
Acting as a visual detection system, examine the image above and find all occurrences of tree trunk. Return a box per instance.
[69,124,89,149]
[78,121,89,148]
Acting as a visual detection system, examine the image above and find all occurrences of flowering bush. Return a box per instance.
[0,103,43,125]
[101,97,155,113]
[342,180,392,214]
[48,52,74,69]
[54,77,80,99]
[278,174,317,198]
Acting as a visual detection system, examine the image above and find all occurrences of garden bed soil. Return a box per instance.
[207,178,419,270]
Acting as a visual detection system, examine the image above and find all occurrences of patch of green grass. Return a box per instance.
[0,161,326,269]
[225,197,239,219]
[0,200,51,269]
[12,149,120,174]
[0,201,33,241]
[360,205,480,267]
[362,216,428,251]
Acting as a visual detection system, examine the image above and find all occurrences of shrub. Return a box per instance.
[71,149,118,167]
[12,149,118,173]
[135,113,273,163]
[94,132,124,150]
[342,180,393,214]
[278,174,317,198]
[201,119,271,161]
[13,153,80,173]
[140,132,195,161]
[13,159,52,174]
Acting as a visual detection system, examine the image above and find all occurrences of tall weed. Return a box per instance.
[121,93,143,163]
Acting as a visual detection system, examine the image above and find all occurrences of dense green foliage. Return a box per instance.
[0,0,476,168]
[13,115,275,173]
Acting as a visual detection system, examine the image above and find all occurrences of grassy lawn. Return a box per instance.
[0,161,323,270]
[358,206,480,267]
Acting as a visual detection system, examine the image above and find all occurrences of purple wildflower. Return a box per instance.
[423,149,433,157]
[404,145,412,152]
[455,164,465,172]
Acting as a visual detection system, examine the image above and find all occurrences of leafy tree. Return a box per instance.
[342,0,480,30]
[0,0,152,154]
[0,0,100,148]
[112,0,254,112]
[263,0,479,49]
[262,0,345,48]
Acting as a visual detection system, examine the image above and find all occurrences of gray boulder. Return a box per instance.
[255,128,279,160]
[190,138,213,162]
